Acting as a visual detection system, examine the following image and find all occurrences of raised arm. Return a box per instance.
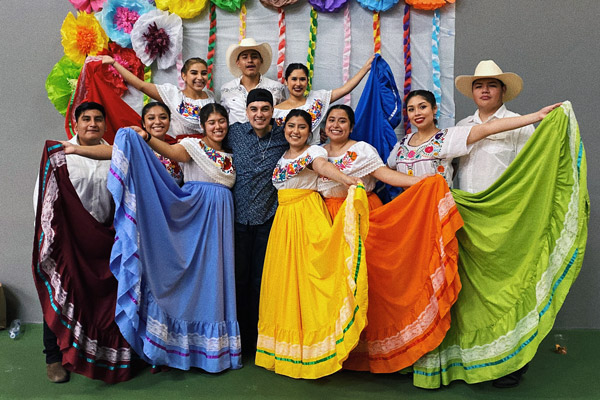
[60,141,112,160]
[330,55,374,103]
[312,157,359,186]
[136,128,191,163]
[101,55,163,102]
[371,166,425,187]
[467,102,562,145]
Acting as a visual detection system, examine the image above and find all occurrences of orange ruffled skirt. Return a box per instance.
[325,175,463,373]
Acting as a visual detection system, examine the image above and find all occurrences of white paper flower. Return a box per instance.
[130,9,182,69]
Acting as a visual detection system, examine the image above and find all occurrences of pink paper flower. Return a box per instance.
[69,0,107,13]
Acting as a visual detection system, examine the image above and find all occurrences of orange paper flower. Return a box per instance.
[61,11,109,64]
[406,0,455,10]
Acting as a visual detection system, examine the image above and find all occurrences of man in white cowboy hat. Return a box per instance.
[220,38,286,124]
[454,60,535,193]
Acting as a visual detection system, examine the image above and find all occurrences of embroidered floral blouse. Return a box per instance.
[387,126,472,187]
[318,141,384,198]
[272,145,328,190]
[179,138,236,188]
[273,90,332,144]
[156,83,216,136]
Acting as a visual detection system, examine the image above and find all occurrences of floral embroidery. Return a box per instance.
[393,129,448,179]
[272,154,313,183]
[154,152,183,184]
[332,151,357,171]
[200,141,235,175]
[306,99,324,130]
[275,115,285,127]
[177,99,201,121]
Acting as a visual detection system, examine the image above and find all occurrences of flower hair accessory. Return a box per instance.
[69,0,106,13]
[95,0,156,48]
[61,11,109,64]
[130,9,182,69]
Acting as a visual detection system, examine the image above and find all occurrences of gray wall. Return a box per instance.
[0,0,598,328]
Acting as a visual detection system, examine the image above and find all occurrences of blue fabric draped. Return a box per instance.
[107,128,241,372]
[351,54,403,201]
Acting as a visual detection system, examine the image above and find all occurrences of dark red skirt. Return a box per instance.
[32,141,137,383]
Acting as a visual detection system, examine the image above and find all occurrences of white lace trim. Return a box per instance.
[415,102,582,369]
[437,192,456,221]
[111,145,137,213]
[146,316,241,352]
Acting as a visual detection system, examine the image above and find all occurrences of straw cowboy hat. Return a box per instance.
[455,60,523,102]
[225,38,272,77]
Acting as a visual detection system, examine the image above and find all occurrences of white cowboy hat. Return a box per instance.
[225,38,272,77]
[455,60,523,102]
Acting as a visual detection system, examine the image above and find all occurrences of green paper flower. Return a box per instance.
[46,56,83,116]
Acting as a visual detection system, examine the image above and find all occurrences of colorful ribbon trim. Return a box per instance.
[342,3,352,105]
[277,7,286,83]
[432,9,441,120]
[306,7,318,95]
[402,4,412,134]
[207,2,217,91]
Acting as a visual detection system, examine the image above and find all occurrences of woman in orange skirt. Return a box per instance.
[318,104,464,373]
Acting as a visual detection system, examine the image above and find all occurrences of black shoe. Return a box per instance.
[492,363,529,388]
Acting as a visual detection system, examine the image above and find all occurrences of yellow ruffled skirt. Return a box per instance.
[256,186,369,379]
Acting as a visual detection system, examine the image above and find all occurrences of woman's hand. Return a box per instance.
[100,55,116,66]
[342,175,360,187]
[361,55,375,73]
[536,102,562,120]
[129,125,150,141]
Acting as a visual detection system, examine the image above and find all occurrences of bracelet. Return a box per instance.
[144,132,152,143]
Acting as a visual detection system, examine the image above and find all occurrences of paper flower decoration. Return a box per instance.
[99,42,145,96]
[46,56,83,116]
[212,0,244,12]
[61,11,109,64]
[155,0,209,19]
[130,9,182,69]
[406,0,455,10]
[356,0,399,12]
[69,0,106,13]
[259,0,298,8]
[95,0,156,48]
[308,0,348,13]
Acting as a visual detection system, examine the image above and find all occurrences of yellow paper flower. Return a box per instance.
[61,11,109,64]
[155,0,209,19]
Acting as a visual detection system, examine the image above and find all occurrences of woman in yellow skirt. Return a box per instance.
[255,109,369,379]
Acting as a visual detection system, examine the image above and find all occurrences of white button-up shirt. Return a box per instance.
[34,136,113,224]
[455,104,535,193]
[220,75,286,124]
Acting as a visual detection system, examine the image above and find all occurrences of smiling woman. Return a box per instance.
[100,55,215,135]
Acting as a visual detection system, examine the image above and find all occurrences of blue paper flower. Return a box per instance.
[96,0,155,48]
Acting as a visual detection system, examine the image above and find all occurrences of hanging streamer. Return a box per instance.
[373,11,381,54]
[277,8,286,83]
[342,3,352,105]
[306,7,318,95]
[207,2,217,91]
[431,9,442,120]
[402,4,412,134]
[238,3,247,43]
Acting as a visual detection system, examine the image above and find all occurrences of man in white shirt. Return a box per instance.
[454,60,534,193]
[220,38,286,124]
[36,101,112,383]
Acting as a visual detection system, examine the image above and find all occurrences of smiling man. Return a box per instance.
[454,60,534,193]
[220,38,286,124]
[224,89,288,352]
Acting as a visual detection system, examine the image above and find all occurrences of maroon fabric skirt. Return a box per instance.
[32,141,136,383]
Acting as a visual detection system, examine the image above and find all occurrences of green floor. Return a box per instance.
[1,324,598,400]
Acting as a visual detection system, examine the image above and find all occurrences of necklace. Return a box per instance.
[256,133,273,161]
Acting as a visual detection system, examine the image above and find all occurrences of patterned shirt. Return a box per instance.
[225,121,288,225]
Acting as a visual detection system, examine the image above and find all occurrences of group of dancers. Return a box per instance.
[32,38,588,390]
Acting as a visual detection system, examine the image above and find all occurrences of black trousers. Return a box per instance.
[234,217,274,353]
[43,320,62,364]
